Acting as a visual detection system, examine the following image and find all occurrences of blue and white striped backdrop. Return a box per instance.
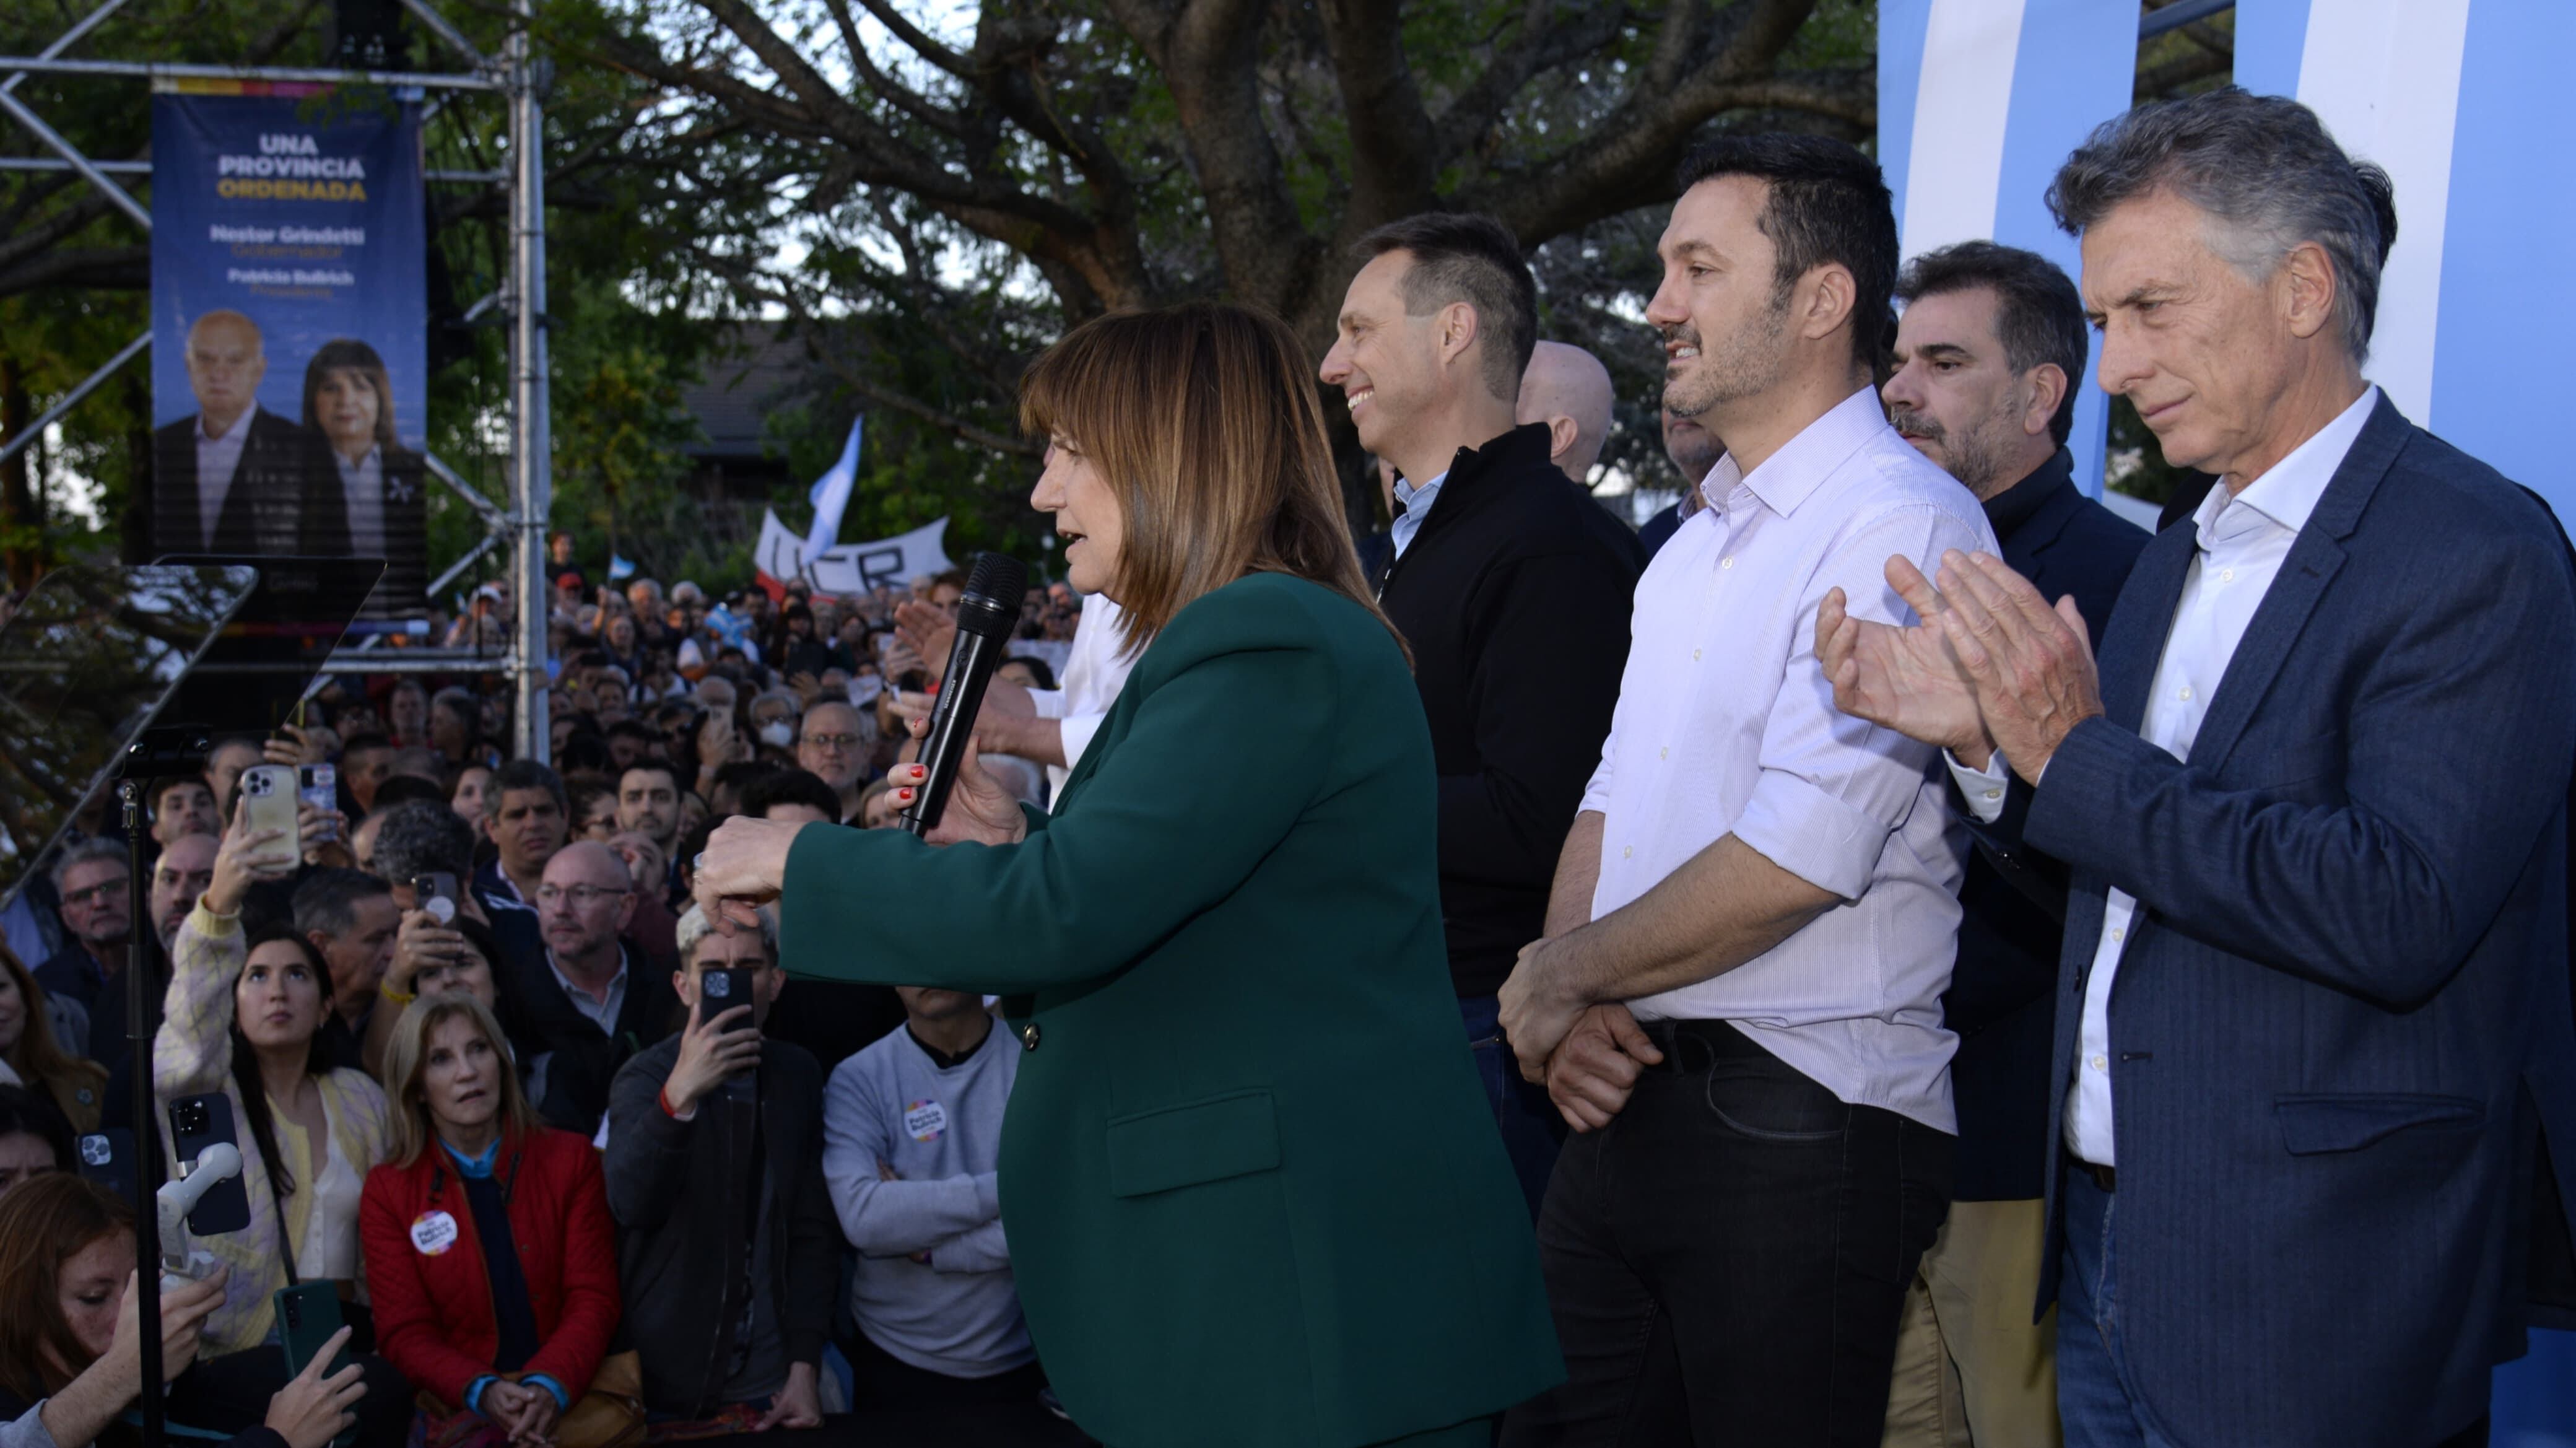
[1879,2,2576,1438]
[2238,0,2576,525]
[1879,0,2138,498]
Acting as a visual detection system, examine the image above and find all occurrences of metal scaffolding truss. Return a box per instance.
[0,0,553,761]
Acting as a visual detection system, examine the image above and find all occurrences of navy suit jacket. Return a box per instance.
[2012,396,2576,1444]
[1947,451,2146,1201]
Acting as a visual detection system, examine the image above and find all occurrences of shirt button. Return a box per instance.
[1622,845,1633,860]
[1721,557,1735,570]
[2220,567,2235,582]
[1020,1023,1040,1052]
[1659,746,1669,760]
[2089,1054,2108,1073]
[2178,686,2193,702]
[1982,788,2001,801]
[2110,927,2124,943]
[1692,648,1703,662]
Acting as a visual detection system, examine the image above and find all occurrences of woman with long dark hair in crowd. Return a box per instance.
[0,948,105,1135]
[0,1172,362,1448]
[361,995,620,1448]
[696,302,1562,1447]
[157,811,409,1446]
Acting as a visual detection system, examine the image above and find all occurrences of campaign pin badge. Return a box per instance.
[903,1100,947,1143]
[411,1210,460,1257]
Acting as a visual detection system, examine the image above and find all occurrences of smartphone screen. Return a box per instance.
[298,764,338,842]
[167,1094,252,1235]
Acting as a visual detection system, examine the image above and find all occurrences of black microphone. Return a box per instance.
[900,551,1029,837]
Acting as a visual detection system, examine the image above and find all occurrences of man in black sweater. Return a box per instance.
[1876,240,2148,1447]
[1320,212,1645,1216]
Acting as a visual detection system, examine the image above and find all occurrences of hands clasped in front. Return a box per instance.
[1817,548,2105,784]
[1497,944,1664,1134]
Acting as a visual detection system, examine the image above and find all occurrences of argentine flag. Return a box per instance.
[804,414,865,569]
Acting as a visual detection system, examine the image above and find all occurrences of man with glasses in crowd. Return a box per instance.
[794,702,871,826]
[513,839,676,1135]
[36,840,131,1022]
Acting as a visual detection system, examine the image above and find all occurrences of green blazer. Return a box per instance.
[781,572,1562,1447]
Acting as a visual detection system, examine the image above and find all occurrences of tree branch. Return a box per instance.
[1313,0,1436,222]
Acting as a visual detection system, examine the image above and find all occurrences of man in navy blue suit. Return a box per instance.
[1876,241,2147,1447]
[1821,87,2576,1447]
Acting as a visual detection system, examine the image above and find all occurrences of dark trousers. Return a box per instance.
[1500,1018,1952,1447]
[848,1329,1047,1412]
[1461,993,1566,1220]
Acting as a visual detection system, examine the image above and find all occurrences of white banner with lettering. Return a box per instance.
[753,510,953,596]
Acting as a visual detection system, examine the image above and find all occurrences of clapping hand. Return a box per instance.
[892,600,957,684]
[1921,550,2104,783]
[1817,556,1994,765]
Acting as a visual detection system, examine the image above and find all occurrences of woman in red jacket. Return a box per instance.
[359,996,619,1447]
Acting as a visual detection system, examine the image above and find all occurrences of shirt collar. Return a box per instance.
[1393,468,1448,516]
[547,943,629,1010]
[197,408,253,444]
[442,1137,502,1178]
[1710,386,1889,519]
[2194,385,2379,547]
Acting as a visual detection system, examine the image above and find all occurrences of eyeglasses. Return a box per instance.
[801,733,861,751]
[61,880,128,907]
[535,884,630,909]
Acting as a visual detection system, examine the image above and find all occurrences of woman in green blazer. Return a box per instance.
[695,302,1560,1447]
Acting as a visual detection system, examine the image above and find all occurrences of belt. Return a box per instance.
[2071,1156,2116,1193]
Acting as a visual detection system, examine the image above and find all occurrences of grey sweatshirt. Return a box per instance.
[820,1019,1032,1377]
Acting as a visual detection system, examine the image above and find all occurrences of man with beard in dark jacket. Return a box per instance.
[602,903,833,1428]
[1320,212,1645,1215]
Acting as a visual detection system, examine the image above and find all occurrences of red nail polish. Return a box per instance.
[898,789,915,802]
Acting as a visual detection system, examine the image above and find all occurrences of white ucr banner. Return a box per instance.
[754,510,954,596]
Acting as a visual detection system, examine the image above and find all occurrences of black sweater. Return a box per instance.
[1378,423,1645,997]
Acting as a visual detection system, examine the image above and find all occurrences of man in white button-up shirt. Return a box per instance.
[1822,90,2576,1448]
[1495,134,1993,1448]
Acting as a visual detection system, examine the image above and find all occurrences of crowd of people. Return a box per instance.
[0,550,1107,1446]
[0,81,2570,1448]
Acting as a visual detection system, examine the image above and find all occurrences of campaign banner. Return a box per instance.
[753,510,953,598]
[149,84,429,617]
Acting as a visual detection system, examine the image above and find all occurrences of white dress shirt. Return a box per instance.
[337,444,388,559]
[1025,594,1136,804]
[1581,386,1996,1131]
[1952,386,2378,1166]
[194,407,257,544]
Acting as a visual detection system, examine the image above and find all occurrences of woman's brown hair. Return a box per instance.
[0,1172,134,1400]
[379,994,534,1168]
[1019,301,1405,658]
[0,944,107,1133]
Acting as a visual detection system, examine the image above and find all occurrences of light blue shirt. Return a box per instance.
[1389,469,1449,558]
